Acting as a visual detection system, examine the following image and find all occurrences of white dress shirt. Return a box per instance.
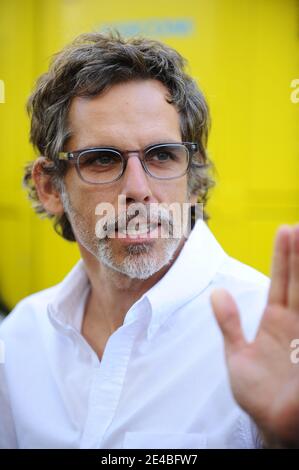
[0,219,270,449]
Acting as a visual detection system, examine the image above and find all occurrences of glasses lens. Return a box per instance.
[78,149,123,183]
[144,144,189,179]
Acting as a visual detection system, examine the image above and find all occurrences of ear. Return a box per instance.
[31,157,64,216]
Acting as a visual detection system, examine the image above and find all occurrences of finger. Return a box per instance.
[267,225,292,307]
[210,288,246,354]
[288,224,299,312]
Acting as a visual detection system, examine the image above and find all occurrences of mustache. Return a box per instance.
[98,205,174,238]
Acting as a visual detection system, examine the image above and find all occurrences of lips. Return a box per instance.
[117,223,159,236]
[116,217,161,232]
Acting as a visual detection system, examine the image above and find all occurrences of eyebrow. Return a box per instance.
[67,140,182,153]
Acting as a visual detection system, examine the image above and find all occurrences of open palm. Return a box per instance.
[210,225,299,448]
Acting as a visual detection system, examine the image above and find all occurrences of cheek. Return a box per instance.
[64,171,114,209]
[161,178,189,203]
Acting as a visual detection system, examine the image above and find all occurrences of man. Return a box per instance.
[0,32,298,449]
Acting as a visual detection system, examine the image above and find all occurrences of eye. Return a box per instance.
[146,147,178,163]
[153,152,172,161]
[80,150,121,168]
[93,155,114,166]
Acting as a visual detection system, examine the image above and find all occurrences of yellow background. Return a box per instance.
[0,0,298,309]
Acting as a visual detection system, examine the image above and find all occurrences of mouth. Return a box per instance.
[117,222,159,235]
[114,222,162,243]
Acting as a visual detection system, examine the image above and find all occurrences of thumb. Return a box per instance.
[210,288,246,353]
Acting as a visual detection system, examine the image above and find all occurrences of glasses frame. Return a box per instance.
[58,142,203,185]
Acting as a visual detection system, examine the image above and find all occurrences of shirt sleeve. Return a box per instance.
[0,357,18,448]
[248,417,264,449]
[239,410,265,449]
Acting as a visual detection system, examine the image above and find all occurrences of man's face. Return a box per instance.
[61,79,193,279]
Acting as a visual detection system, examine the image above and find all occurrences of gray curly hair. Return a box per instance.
[23,31,215,241]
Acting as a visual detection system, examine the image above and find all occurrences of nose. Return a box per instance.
[119,154,154,204]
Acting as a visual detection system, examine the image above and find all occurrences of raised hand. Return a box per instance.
[210,225,299,448]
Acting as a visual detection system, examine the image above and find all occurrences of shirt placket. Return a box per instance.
[80,303,149,449]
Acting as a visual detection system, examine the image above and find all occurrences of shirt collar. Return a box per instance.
[47,259,90,334]
[144,218,228,339]
[47,218,228,339]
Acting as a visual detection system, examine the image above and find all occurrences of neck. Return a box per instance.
[79,236,186,334]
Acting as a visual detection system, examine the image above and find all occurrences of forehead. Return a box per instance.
[66,79,182,149]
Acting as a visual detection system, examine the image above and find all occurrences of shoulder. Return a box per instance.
[209,256,271,341]
[0,284,59,340]
[214,255,271,309]
[217,255,270,289]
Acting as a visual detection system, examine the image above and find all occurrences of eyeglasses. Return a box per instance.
[58,142,203,184]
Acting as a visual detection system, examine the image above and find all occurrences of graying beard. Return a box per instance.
[125,243,152,255]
